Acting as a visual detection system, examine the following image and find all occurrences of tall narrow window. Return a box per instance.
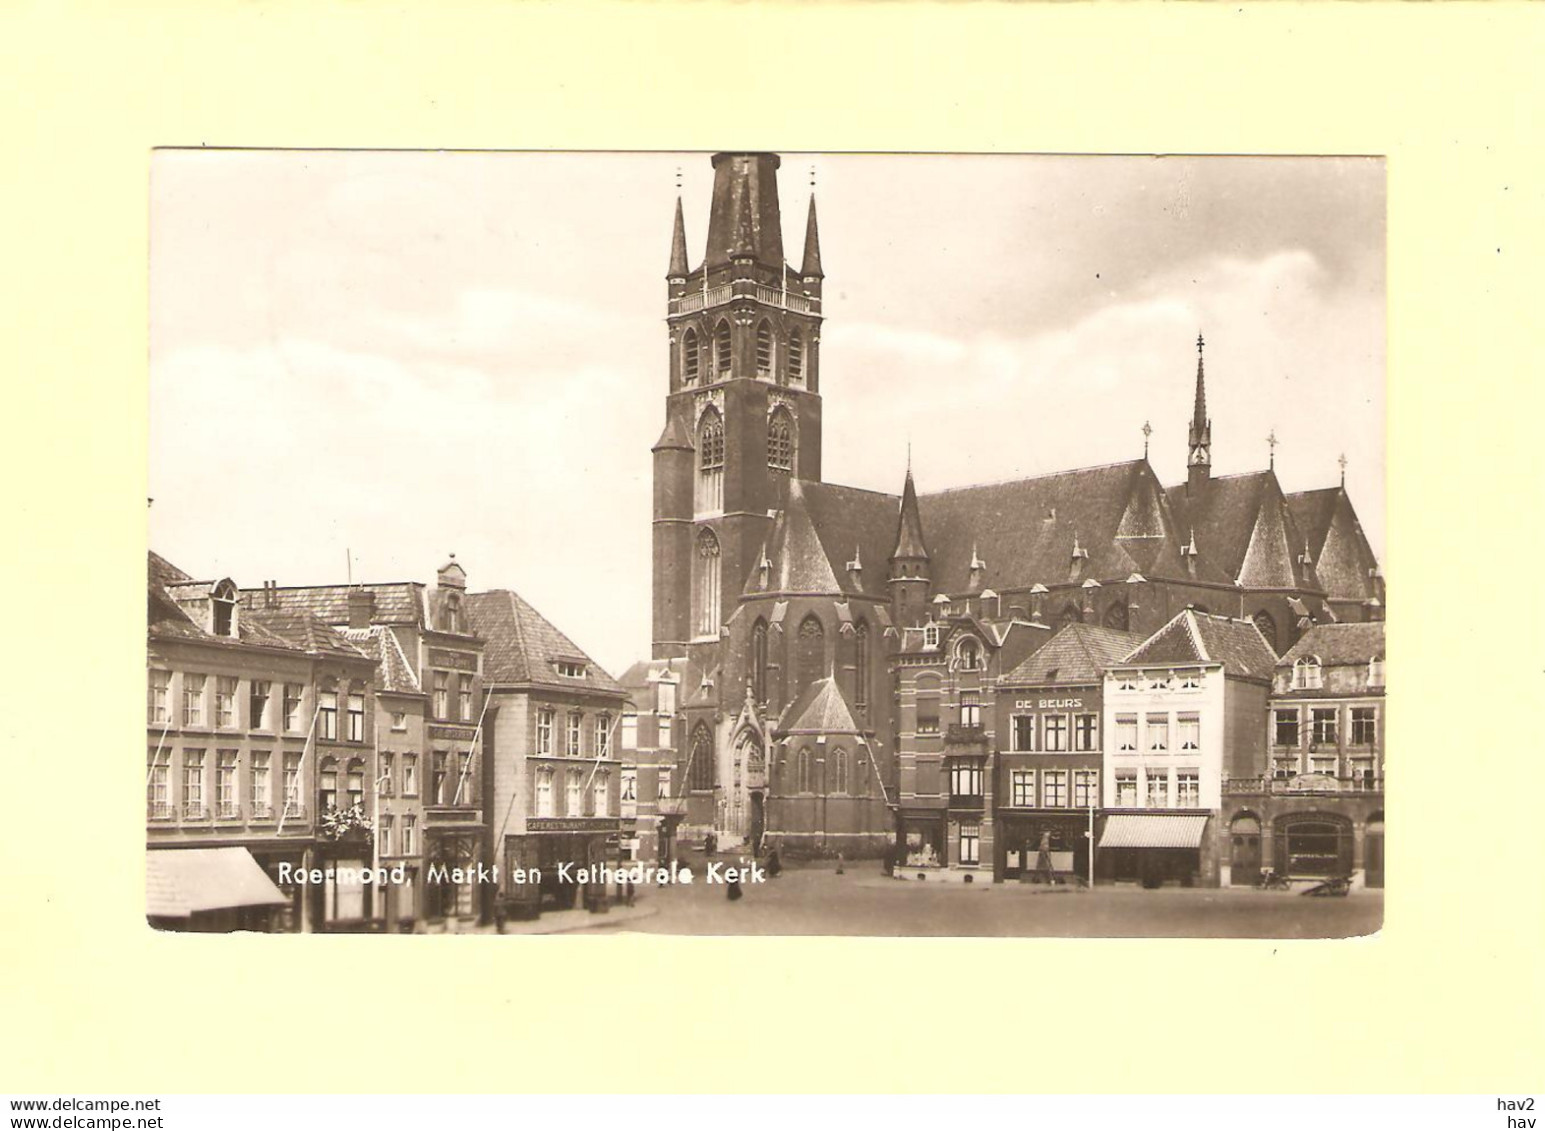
[147,753,170,820]
[832,748,849,794]
[458,675,473,722]
[767,409,794,473]
[567,712,583,757]
[537,708,554,755]
[854,619,870,713]
[216,751,238,818]
[283,753,302,816]
[182,750,206,819]
[714,320,732,375]
[788,331,804,384]
[956,637,981,672]
[535,769,554,818]
[346,759,365,809]
[1073,769,1099,808]
[402,753,418,796]
[433,752,448,804]
[795,614,824,698]
[755,320,774,378]
[347,690,365,742]
[697,408,724,512]
[1177,712,1201,751]
[249,752,271,818]
[689,724,715,791]
[596,714,612,757]
[593,771,610,818]
[1146,769,1169,809]
[283,684,303,732]
[182,674,206,727]
[1044,714,1069,752]
[796,747,812,793]
[318,690,338,740]
[433,672,449,718]
[752,619,769,703]
[566,770,583,817]
[1074,713,1098,752]
[696,528,722,637]
[681,327,700,385]
[212,580,237,637]
[148,669,171,726]
[1043,769,1067,808]
[319,757,339,811]
[249,680,270,730]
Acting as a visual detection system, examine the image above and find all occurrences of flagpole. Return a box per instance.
[145,715,174,788]
[277,699,323,837]
[451,682,494,806]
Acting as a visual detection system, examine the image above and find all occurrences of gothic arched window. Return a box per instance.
[788,331,804,384]
[768,409,794,474]
[956,637,981,672]
[697,409,724,512]
[755,320,774,378]
[714,320,732,376]
[1252,609,1278,653]
[696,528,721,637]
[689,723,716,792]
[796,746,812,793]
[681,327,700,386]
[1103,602,1129,631]
[854,619,870,714]
[752,618,769,704]
[832,747,849,795]
[796,614,824,696]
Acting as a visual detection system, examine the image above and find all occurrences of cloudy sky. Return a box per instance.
[150,150,1385,676]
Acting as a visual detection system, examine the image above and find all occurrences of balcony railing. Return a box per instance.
[945,725,988,746]
[147,802,173,821]
[668,281,821,318]
[949,794,986,809]
[1224,775,1383,796]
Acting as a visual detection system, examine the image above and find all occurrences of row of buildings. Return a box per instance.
[146,553,644,931]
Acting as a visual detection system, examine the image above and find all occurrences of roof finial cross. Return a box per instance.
[1197,332,1205,357]
[1338,452,1348,486]
[674,165,683,193]
[1142,419,1152,457]
[1266,428,1278,470]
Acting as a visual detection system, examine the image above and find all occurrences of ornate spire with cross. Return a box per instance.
[1142,419,1152,458]
[1338,452,1348,487]
[1186,332,1212,493]
[1267,428,1278,470]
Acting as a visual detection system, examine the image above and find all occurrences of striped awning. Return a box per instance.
[146,847,290,918]
[1099,814,1209,849]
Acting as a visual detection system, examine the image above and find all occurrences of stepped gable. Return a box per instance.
[1001,622,1147,685]
[463,589,622,695]
[916,459,1191,592]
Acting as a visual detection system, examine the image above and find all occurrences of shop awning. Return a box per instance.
[146,847,290,918]
[1099,814,1209,849]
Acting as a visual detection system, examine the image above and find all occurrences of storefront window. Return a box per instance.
[959,824,981,866]
[904,824,942,868]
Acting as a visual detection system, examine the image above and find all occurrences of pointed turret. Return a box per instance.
[1187,333,1213,495]
[801,195,824,279]
[889,466,932,627]
[668,196,689,279]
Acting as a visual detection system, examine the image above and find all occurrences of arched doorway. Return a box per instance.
[1229,812,1262,886]
[1365,811,1385,888]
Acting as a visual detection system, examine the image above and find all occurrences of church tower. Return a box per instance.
[888,464,931,628]
[1187,332,1212,495]
[653,153,826,661]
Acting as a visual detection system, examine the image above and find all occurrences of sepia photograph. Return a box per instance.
[147,148,1386,938]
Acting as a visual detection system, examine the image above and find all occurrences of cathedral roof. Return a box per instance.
[776,676,866,738]
[1164,471,1318,590]
[1285,486,1380,602]
[1001,622,1146,686]
[463,589,623,695]
[750,479,899,598]
[1120,609,1278,680]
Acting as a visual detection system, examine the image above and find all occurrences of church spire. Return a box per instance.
[703,153,785,270]
[668,195,689,279]
[892,465,929,563]
[801,194,824,279]
[1187,332,1213,495]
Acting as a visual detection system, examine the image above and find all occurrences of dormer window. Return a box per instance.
[557,661,587,679]
[1293,656,1323,690]
[956,637,981,672]
[1367,656,1385,688]
[922,623,940,650]
[211,579,238,637]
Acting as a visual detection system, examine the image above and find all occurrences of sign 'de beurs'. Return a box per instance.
[1014,697,1084,711]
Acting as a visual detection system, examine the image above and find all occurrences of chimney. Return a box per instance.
[347,589,375,630]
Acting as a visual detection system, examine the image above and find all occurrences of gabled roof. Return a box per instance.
[776,677,866,737]
[1285,487,1381,603]
[751,479,897,598]
[1164,471,1317,590]
[463,589,623,695]
[1120,609,1278,679]
[1001,622,1146,685]
[917,460,1194,593]
[339,625,422,693]
[148,553,356,657]
[1278,621,1384,667]
[243,608,373,662]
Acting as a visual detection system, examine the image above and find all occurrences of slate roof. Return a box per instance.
[1285,487,1381,602]
[751,479,898,598]
[1001,623,1147,685]
[1278,622,1384,667]
[238,582,426,626]
[463,590,623,695]
[338,626,422,693]
[776,677,866,737]
[243,608,373,662]
[918,460,1195,593]
[1120,609,1278,679]
[1164,472,1317,590]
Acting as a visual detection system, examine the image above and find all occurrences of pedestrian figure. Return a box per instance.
[1034,831,1055,885]
[835,852,845,876]
[766,846,782,878]
[726,876,743,901]
[624,877,636,907]
[705,831,717,857]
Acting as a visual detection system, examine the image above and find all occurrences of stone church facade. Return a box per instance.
[646,152,1383,857]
